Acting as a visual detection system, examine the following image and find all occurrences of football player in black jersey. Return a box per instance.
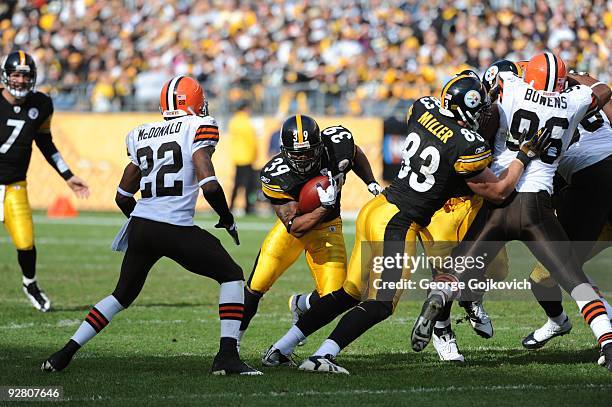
[262,75,550,374]
[0,50,89,312]
[239,114,382,355]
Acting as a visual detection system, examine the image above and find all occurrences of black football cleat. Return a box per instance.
[211,352,263,376]
[23,281,51,312]
[41,340,80,372]
[411,293,445,352]
[601,343,612,372]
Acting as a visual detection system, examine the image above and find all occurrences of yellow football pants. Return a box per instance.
[344,194,419,310]
[2,181,34,250]
[420,195,509,281]
[247,217,347,296]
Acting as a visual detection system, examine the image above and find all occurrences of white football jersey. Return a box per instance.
[126,115,219,226]
[490,71,595,193]
[557,111,612,183]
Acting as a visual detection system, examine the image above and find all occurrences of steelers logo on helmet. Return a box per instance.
[484,65,499,82]
[280,114,323,175]
[464,90,481,109]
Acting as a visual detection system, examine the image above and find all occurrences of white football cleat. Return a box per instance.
[522,316,572,350]
[23,281,51,312]
[299,354,349,374]
[261,346,296,367]
[460,300,493,338]
[432,329,465,362]
[288,294,307,346]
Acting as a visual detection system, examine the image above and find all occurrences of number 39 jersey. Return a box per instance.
[383,97,492,226]
[260,125,355,222]
[126,115,220,226]
[490,71,595,193]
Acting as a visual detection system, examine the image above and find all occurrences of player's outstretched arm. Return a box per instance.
[567,72,612,111]
[352,145,383,196]
[115,162,140,217]
[272,201,328,238]
[193,146,239,245]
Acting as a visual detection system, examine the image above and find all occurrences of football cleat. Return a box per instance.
[211,352,262,376]
[261,346,296,367]
[432,328,465,362]
[288,295,307,346]
[299,354,349,375]
[521,316,572,350]
[601,343,612,371]
[411,293,445,352]
[41,348,74,372]
[459,300,493,338]
[23,281,51,312]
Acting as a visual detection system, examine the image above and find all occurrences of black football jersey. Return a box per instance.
[383,97,492,226]
[261,125,355,222]
[0,89,54,184]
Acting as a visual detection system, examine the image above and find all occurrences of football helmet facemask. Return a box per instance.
[441,74,489,132]
[1,50,37,99]
[160,75,208,119]
[280,114,323,175]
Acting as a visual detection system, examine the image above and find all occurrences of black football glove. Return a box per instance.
[516,126,553,166]
[215,218,240,246]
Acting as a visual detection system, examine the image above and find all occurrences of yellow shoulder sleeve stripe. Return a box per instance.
[454,153,492,175]
[261,183,294,200]
[457,149,491,161]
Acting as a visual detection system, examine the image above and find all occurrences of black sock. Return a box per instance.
[240,287,262,331]
[328,300,393,349]
[296,288,358,337]
[63,339,81,357]
[219,337,238,354]
[529,278,564,318]
[308,290,320,307]
[17,247,36,280]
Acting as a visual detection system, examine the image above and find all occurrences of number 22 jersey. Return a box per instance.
[125,115,220,226]
[383,96,492,226]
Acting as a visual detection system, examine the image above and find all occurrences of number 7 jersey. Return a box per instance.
[490,71,596,193]
[126,115,220,226]
[383,96,492,226]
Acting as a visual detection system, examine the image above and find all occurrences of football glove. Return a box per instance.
[316,173,338,209]
[516,126,552,166]
[367,182,384,196]
[215,220,240,245]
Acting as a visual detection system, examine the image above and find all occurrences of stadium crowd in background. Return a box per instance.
[0,0,610,116]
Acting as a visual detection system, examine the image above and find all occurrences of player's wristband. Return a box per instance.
[286,215,298,233]
[198,176,218,187]
[60,169,74,181]
[515,151,531,167]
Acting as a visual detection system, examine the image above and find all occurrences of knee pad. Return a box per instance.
[530,263,557,287]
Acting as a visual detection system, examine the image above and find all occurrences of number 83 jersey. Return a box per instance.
[490,71,595,193]
[383,96,492,226]
[126,115,220,226]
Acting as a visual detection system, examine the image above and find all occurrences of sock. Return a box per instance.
[219,280,244,343]
[572,284,612,347]
[296,288,358,337]
[588,277,612,319]
[71,295,124,346]
[549,312,568,326]
[273,325,306,356]
[307,290,320,307]
[530,278,564,317]
[315,339,341,358]
[22,276,36,286]
[17,247,36,279]
[240,287,262,331]
[328,300,392,350]
[296,292,312,313]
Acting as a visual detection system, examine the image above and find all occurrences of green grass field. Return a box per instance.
[1,212,611,406]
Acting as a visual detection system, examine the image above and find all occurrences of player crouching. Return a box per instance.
[41,76,260,375]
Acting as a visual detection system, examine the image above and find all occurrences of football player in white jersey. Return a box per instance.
[411,52,612,370]
[524,91,612,351]
[41,76,261,376]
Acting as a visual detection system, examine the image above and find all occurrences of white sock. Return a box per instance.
[315,339,341,358]
[297,293,311,313]
[219,281,244,340]
[588,276,612,318]
[435,317,451,329]
[71,295,124,346]
[22,276,36,286]
[274,325,305,356]
[549,312,567,326]
[572,284,612,347]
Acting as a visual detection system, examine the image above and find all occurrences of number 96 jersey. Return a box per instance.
[126,115,220,226]
[260,125,355,222]
[383,97,492,226]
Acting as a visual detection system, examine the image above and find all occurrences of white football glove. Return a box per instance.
[316,173,338,209]
[367,182,383,196]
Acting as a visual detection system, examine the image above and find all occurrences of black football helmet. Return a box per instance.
[482,59,521,92]
[280,114,323,175]
[1,50,37,99]
[441,74,489,132]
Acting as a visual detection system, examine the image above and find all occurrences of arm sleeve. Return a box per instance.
[454,140,493,177]
[34,105,74,180]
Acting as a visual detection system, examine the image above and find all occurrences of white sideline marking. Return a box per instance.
[63,384,612,402]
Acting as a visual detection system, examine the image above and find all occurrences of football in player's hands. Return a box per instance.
[298,175,330,213]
